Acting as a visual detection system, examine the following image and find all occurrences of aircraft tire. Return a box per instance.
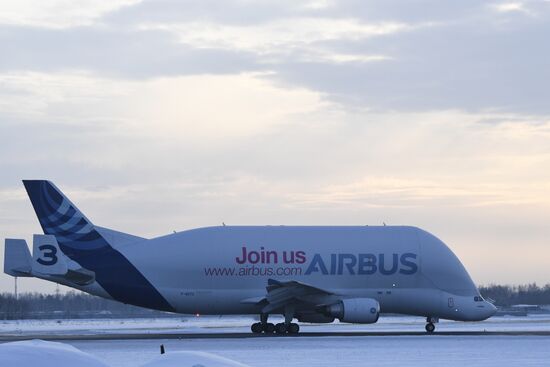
[288,323,300,334]
[275,323,287,334]
[251,322,263,334]
[263,322,275,333]
[425,322,435,333]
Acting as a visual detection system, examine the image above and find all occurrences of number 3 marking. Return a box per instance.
[37,244,58,266]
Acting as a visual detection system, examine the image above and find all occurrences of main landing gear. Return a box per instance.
[425,316,439,333]
[251,321,274,333]
[250,321,300,335]
[251,310,300,335]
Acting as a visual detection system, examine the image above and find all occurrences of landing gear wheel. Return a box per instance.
[288,323,300,334]
[425,322,435,333]
[263,323,275,333]
[275,323,287,334]
[251,322,263,334]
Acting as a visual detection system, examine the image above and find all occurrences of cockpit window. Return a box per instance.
[474,296,483,302]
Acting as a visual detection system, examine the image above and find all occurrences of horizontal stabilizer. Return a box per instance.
[32,234,68,276]
[4,239,32,277]
[31,234,95,286]
[64,268,96,285]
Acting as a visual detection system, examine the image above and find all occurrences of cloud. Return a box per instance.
[288,177,550,209]
[105,0,484,26]
[0,0,140,28]
[2,0,550,291]
[492,2,532,14]
[2,1,549,114]
[270,12,550,113]
[105,0,305,26]
[0,25,261,78]
[138,18,411,52]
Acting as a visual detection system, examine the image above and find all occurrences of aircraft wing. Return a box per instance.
[261,278,334,314]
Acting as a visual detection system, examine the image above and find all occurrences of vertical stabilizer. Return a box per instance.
[23,180,107,256]
[21,180,174,312]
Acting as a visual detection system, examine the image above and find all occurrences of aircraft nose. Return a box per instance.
[487,302,497,317]
[469,300,497,321]
[476,301,497,320]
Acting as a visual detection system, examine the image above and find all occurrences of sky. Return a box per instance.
[0,0,549,294]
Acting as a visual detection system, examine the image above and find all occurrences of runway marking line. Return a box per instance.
[2,331,550,342]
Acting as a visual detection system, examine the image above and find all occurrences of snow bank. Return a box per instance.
[0,339,109,367]
[141,351,251,367]
[0,340,251,367]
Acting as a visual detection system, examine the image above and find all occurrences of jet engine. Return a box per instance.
[297,312,335,323]
[321,298,380,323]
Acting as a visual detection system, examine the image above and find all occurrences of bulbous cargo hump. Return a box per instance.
[417,228,478,296]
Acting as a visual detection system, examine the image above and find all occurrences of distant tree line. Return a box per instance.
[0,291,177,320]
[1,284,549,319]
[479,283,550,306]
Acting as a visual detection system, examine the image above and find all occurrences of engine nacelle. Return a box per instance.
[297,313,335,324]
[324,298,380,323]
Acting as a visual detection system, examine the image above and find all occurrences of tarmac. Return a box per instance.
[3,330,550,342]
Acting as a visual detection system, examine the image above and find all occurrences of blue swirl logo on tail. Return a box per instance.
[24,180,106,253]
[23,180,174,312]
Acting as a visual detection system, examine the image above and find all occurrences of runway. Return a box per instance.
[3,316,550,366]
[3,329,550,342]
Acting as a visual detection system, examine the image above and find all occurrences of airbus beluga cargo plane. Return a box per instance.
[4,181,496,334]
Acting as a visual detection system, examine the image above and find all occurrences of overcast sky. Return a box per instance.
[1,0,549,293]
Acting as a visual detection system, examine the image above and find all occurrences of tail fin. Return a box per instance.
[22,180,174,311]
[23,180,145,253]
[23,180,107,255]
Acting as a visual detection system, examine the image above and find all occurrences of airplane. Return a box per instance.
[4,180,496,334]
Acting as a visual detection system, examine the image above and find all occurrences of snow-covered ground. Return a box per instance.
[0,340,109,367]
[2,314,550,335]
[2,316,550,366]
[72,333,550,367]
[0,340,251,367]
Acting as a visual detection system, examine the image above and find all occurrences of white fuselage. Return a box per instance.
[79,225,496,322]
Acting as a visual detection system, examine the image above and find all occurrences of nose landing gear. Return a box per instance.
[425,323,435,333]
[425,316,439,333]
